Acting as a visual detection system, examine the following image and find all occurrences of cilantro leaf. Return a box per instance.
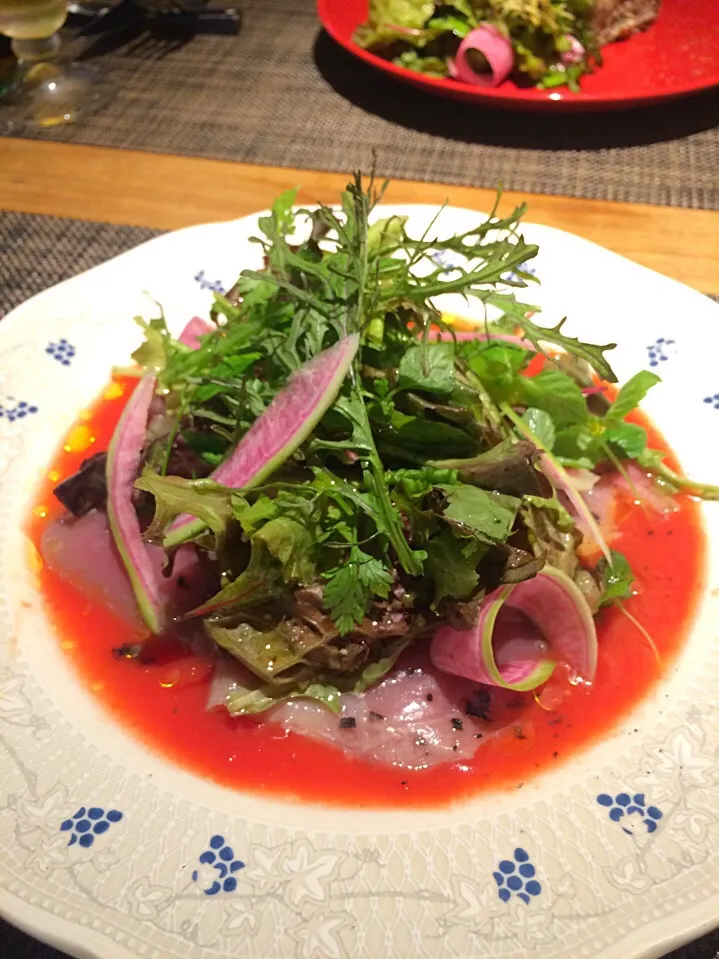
[598,549,635,606]
[323,546,394,635]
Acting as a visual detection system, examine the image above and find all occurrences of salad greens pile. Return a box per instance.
[355,0,599,90]
[62,173,718,717]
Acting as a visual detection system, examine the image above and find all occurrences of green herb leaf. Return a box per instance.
[207,618,327,683]
[440,484,519,544]
[253,517,316,585]
[397,342,455,395]
[603,422,648,459]
[323,545,394,635]
[224,680,342,717]
[598,549,635,606]
[522,370,588,426]
[520,316,618,383]
[135,470,233,544]
[132,315,175,373]
[424,528,485,606]
[522,407,556,450]
[605,371,661,422]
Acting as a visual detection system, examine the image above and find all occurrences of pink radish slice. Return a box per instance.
[165,334,360,547]
[431,566,597,691]
[449,25,514,88]
[562,35,585,64]
[106,373,164,634]
[178,316,213,350]
[431,587,554,691]
[504,566,597,682]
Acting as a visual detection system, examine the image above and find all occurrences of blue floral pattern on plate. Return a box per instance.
[0,400,38,421]
[493,848,542,904]
[194,270,225,294]
[192,834,245,895]
[59,807,123,848]
[646,337,676,368]
[596,792,663,835]
[46,339,76,366]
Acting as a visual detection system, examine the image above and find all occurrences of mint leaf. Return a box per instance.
[553,424,601,465]
[522,407,555,450]
[522,370,588,426]
[605,371,661,423]
[398,342,455,395]
[461,341,528,400]
[603,422,648,459]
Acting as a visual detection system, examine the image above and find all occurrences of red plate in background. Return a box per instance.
[317,0,719,112]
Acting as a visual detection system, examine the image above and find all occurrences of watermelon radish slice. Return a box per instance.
[430,566,597,691]
[106,374,165,634]
[165,333,360,547]
[178,316,213,350]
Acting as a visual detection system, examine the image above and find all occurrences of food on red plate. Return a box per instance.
[31,175,713,807]
[592,0,663,43]
[355,0,663,91]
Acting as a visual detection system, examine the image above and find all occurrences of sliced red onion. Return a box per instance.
[178,316,213,350]
[561,35,585,65]
[449,25,514,88]
[507,407,613,564]
[539,450,612,564]
[431,566,597,691]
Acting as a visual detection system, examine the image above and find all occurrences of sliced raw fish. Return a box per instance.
[208,647,513,770]
[574,464,678,558]
[274,665,494,769]
[40,509,209,630]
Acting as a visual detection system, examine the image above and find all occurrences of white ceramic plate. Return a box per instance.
[1,206,718,959]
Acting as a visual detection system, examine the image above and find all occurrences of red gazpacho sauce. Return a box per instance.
[28,377,706,808]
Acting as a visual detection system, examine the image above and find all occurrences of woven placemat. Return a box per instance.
[1,0,718,209]
[0,212,718,959]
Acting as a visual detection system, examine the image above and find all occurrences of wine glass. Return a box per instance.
[0,0,111,127]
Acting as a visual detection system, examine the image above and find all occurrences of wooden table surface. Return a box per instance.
[2,137,718,295]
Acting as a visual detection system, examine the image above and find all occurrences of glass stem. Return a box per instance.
[11,33,62,65]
